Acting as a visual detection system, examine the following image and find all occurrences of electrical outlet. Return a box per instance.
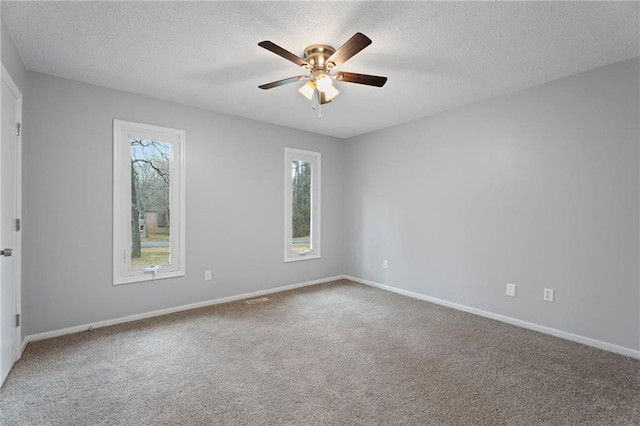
[506,283,516,297]
[383,260,389,269]
[205,270,212,281]
[544,288,554,302]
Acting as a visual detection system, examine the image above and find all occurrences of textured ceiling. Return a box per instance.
[2,1,639,139]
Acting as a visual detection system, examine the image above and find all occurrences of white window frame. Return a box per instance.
[113,119,186,285]
[284,148,321,262]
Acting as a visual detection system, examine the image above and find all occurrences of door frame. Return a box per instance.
[1,63,23,361]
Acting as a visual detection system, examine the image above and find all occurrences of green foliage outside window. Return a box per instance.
[292,160,311,239]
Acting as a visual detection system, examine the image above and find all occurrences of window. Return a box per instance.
[113,120,185,285]
[284,148,320,262]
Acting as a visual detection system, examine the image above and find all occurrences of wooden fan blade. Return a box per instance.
[258,75,307,90]
[335,72,387,87]
[327,33,372,67]
[258,41,308,68]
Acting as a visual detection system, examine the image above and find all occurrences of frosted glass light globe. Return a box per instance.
[315,74,333,92]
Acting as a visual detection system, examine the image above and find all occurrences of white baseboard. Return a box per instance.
[21,274,639,360]
[21,275,343,352]
[344,275,640,360]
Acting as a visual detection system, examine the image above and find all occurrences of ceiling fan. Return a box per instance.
[258,32,387,112]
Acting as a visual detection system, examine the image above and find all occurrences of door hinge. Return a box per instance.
[15,218,20,231]
[16,314,20,327]
[16,122,21,136]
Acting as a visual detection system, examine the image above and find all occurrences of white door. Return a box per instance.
[1,66,21,386]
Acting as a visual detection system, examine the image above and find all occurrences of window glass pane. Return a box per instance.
[291,159,312,253]
[130,138,171,268]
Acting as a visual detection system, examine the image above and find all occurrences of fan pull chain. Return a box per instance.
[317,90,322,118]
[311,89,317,111]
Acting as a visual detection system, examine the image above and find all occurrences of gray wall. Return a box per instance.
[343,58,640,351]
[23,71,343,336]
[1,15,27,93]
[19,53,640,352]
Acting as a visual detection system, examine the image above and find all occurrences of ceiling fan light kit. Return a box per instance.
[258,33,387,115]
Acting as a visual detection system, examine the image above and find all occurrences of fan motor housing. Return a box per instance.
[303,44,336,70]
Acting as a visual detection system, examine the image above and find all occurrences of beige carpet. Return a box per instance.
[1,280,638,425]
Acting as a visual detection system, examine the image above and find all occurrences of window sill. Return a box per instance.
[284,254,321,263]
[113,270,185,286]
